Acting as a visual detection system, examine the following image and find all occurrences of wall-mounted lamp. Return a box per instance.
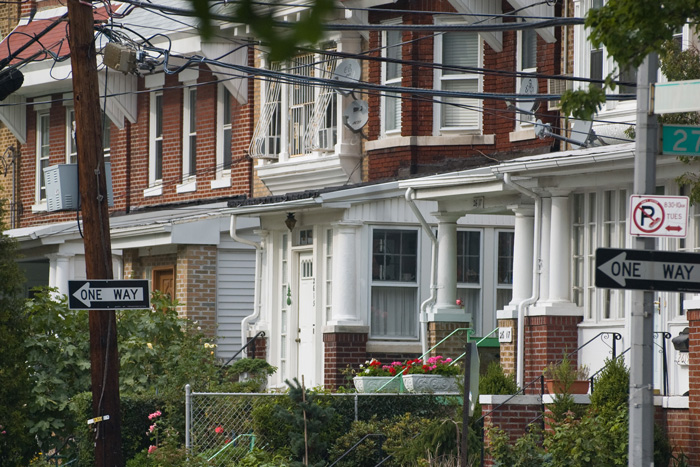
[284,212,297,231]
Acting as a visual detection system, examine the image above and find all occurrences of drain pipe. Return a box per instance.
[405,187,438,356]
[230,215,263,358]
[502,174,542,388]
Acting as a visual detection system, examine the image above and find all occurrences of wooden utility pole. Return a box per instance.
[66,1,123,465]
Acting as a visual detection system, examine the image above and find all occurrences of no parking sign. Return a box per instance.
[629,195,689,238]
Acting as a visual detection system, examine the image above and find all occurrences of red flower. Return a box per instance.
[215,426,224,434]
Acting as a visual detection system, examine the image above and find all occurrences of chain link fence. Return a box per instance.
[185,385,462,466]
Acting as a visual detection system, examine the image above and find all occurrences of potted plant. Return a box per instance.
[543,355,590,394]
[352,358,403,392]
[402,355,462,393]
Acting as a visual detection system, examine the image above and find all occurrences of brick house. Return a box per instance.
[1,0,260,359]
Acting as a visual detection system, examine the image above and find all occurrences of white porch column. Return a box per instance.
[427,211,470,323]
[509,206,535,306]
[539,196,552,302]
[48,253,72,297]
[329,220,363,325]
[548,191,572,302]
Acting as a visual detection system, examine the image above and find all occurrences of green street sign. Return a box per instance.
[661,124,700,156]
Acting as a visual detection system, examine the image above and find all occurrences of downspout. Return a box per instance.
[503,174,542,388]
[405,187,438,356]
[230,215,263,357]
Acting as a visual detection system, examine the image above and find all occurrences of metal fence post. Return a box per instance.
[185,384,191,452]
[354,393,358,422]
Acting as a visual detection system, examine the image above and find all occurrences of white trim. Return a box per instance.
[35,110,50,204]
[215,83,232,184]
[149,91,163,187]
[181,84,197,182]
[143,185,163,197]
[176,179,197,193]
[381,18,402,137]
[365,134,495,151]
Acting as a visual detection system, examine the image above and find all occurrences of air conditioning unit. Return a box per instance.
[547,75,574,110]
[44,163,113,212]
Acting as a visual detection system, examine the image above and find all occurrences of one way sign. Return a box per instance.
[68,280,150,310]
[595,248,700,293]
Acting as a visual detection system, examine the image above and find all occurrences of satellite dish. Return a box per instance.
[343,100,369,132]
[569,119,594,147]
[518,77,539,114]
[331,59,361,95]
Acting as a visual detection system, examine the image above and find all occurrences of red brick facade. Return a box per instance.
[687,308,700,465]
[323,331,368,389]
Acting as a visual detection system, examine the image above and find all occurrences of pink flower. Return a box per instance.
[456,299,464,306]
[149,424,156,433]
[148,445,157,454]
[148,410,162,420]
[1,431,5,435]
[215,426,224,434]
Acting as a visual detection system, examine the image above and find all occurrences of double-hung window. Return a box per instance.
[36,111,50,203]
[382,27,402,135]
[67,108,77,164]
[496,231,515,310]
[182,87,197,179]
[517,26,538,125]
[149,91,164,186]
[371,228,418,339]
[456,230,482,322]
[435,29,481,133]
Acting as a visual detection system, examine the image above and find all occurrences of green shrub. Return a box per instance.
[590,357,629,414]
[479,362,518,395]
[327,416,386,467]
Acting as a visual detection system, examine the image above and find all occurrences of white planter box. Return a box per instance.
[402,374,460,393]
[353,376,400,393]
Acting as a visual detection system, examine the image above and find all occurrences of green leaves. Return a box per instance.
[560,84,607,121]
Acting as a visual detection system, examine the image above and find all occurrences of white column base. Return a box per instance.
[528,301,583,317]
[427,304,472,323]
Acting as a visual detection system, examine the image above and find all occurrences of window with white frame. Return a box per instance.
[517,25,537,125]
[36,111,50,202]
[67,108,77,164]
[371,228,418,338]
[325,229,333,323]
[220,86,232,172]
[573,189,628,321]
[149,91,164,185]
[102,116,111,166]
[435,29,481,133]
[182,87,197,179]
[456,230,481,314]
[382,28,402,135]
[496,231,514,310]
[250,53,337,159]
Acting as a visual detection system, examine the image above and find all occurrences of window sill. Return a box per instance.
[366,134,495,151]
[366,340,421,354]
[509,128,536,142]
[143,184,163,198]
[176,178,196,194]
[211,176,231,190]
[31,202,47,213]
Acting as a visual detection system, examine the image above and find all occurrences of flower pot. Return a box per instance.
[402,374,460,393]
[545,379,590,394]
[353,376,400,393]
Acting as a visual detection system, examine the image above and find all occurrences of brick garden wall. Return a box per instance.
[323,332,368,389]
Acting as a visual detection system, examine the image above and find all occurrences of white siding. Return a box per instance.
[216,248,256,361]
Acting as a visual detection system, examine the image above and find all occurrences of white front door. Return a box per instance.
[296,251,318,386]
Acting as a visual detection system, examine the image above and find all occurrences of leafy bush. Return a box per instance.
[479,362,518,395]
[589,357,629,415]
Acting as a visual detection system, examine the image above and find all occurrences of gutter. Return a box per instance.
[502,173,542,389]
[405,187,438,356]
[229,215,263,357]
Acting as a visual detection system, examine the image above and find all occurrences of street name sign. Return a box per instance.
[629,195,688,238]
[661,124,700,156]
[653,79,700,114]
[68,280,150,310]
[595,248,700,293]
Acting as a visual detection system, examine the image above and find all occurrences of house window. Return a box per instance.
[67,108,77,164]
[573,189,628,321]
[496,231,515,310]
[36,111,50,202]
[517,26,537,125]
[182,87,197,179]
[456,230,482,322]
[371,228,418,339]
[325,229,333,323]
[102,116,111,166]
[382,28,402,135]
[250,53,337,159]
[149,91,164,185]
[221,86,232,171]
[436,29,480,132]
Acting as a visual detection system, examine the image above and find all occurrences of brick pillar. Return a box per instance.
[176,245,218,336]
[323,330,368,390]
[687,309,700,465]
[427,321,469,360]
[498,318,517,376]
[247,335,267,360]
[523,315,582,394]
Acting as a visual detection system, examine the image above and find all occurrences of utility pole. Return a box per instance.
[629,53,658,467]
[66,1,123,465]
